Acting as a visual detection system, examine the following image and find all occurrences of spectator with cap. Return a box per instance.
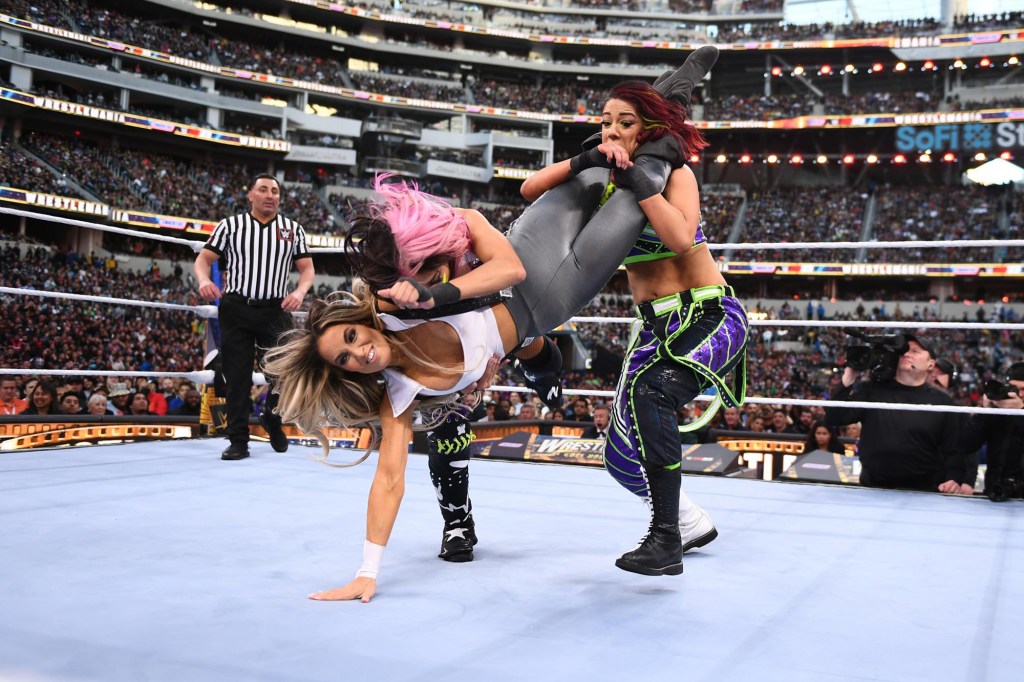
[107,383,132,415]
[929,358,959,392]
[475,401,499,422]
[767,409,798,434]
[826,334,971,494]
[63,376,86,404]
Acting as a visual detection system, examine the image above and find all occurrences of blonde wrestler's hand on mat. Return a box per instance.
[308,577,377,603]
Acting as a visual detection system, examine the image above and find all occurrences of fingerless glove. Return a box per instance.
[613,157,668,202]
[569,146,612,177]
[399,276,461,307]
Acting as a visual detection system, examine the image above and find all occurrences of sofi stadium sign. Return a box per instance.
[896,122,1024,152]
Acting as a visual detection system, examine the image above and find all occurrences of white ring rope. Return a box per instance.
[0,206,346,254]
[0,206,203,251]
[5,365,1015,416]
[710,238,1024,250]
[0,286,219,317]
[0,368,267,386]
[0,368,213,384]
[571,316,1024,331]
[5,205,1024,253]
[487,384,1024,416]
[5,286,1020,332]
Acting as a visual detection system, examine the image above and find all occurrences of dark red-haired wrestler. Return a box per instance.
[523,69,748,578]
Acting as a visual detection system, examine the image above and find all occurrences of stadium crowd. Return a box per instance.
[3,133,337,230]
[730,187,865,262]
[5,0,1017,125]
[870,185,1014,263]
[0,243,204,375]
[10,0,1022,53]
[3,131,1019,265]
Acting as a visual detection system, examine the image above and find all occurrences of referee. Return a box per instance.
[194,173,316,461]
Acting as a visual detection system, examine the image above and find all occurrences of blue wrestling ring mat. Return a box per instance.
[1,439,1022,681]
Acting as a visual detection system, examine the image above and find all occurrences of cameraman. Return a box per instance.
[825,335,970,494]
[960,362,1024,502]
[929,358,979,494]
[928,358,958,392]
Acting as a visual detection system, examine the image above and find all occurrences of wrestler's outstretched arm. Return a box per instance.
[308,396,413,603]
[379,208,525,309]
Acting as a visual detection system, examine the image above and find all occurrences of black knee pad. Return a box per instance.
[518,336,562,376]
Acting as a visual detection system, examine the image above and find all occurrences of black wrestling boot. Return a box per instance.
[516,365,564,412]
[515,336,564,412]
[653,45,720,110]
[615,465,684,576]
[438,516,478,563]
[259,412,289,453]
[221,442,250,461]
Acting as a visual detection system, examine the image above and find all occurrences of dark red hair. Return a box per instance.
[607,81,708,157]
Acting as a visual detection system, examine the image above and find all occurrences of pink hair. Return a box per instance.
[371,174,470,277]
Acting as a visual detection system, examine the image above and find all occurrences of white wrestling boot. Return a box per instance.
[678,505,718,553]
[641,495,719,553]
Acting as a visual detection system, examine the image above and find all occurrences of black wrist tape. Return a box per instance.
[428,282,461,307]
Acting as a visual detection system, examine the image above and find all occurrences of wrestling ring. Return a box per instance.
[1,206,1022,681]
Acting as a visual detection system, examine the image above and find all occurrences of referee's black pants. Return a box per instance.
[219,295,293,446]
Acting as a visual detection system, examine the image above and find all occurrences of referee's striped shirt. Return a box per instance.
[203,212,311,300]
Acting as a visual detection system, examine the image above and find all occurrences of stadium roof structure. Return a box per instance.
[964,158,1024,186]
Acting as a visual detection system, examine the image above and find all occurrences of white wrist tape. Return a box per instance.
[355,540,386,579]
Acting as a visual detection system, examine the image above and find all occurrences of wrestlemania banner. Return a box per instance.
[0,87,290,152]
[471,430,607,467]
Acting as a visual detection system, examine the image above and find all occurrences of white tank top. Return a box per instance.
[380,307,505,416]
